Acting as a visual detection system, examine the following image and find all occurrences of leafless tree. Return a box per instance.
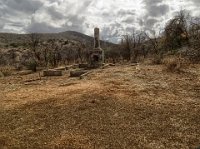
[164,10,190,50]
[28,33,41,71]
[29,33,41,61]
[121,31,146,62]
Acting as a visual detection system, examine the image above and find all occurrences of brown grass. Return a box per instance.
[0,66,14,77]
[163,56,190,72]
[0,64,199,149]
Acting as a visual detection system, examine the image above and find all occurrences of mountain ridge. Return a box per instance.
[0,31,116,48]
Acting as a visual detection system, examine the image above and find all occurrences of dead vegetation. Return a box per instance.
[0,64,199,149]
[0,66,14,77]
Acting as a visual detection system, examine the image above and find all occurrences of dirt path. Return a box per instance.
[0,64,199,149]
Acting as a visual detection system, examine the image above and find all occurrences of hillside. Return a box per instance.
[0,31,115,48]
[0,31,116,68]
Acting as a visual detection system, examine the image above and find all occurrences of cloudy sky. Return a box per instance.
[0,0,200,42]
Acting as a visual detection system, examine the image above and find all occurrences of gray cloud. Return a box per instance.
[118,9,135,17]
[143,0,169,17]
[46,6,65,20]
[3,0,43,14]
[148,4,169,17]
[146,18,159,28]
[0,0,200,43]
[0,22,4,29]
[192,0,200,5]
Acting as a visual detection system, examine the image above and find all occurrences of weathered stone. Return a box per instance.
[72,64,79,69]
[79,71,92,79]
[70,70,87,77]
[54,67,66,71]
[65,66,71,70]
[88,28,104,68]
[43,70,62,76]
[79,63,88,68]
[94,28,100,48]
[17,70,33,76]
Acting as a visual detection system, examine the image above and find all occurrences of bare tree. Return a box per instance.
[28,33,41,71]
[121,31,146,62]
[121,34,132,61]
[164,10,190,50]
[29,33,41,60]
[145,31,160,55]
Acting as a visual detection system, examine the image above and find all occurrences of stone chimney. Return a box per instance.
[94,28,100,48]
[88,27,104,68]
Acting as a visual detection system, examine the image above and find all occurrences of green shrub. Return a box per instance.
[26,60,37,72]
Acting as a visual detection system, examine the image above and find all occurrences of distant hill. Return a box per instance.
[0,31,115,48]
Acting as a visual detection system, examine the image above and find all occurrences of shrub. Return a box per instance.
[0,66,13,77]
[10,43,19,48]
[26,59,37,72]
[163,56,189,72]
[152,54,163,65]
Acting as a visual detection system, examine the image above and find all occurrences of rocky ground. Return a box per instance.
[0,64,199,149]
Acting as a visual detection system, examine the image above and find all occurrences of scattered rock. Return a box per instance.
[24,78,41,83]
[79,71,92,79]
[54,67,66,71]
[70,70,87,77]
[65,66,72,70]
[72,64,79,69]
[17,70,33,76]
[43,70,62,76]
[79,63,88,68]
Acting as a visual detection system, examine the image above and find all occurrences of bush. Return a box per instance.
[163,56,189,72]
[186,47,200,63]
[0,66,13,77]
[10,43,19,48]
[152,54,163,65]
[164,11,189,50]
[26,59,37,72]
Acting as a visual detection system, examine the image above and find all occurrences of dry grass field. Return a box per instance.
[0,64,200,149]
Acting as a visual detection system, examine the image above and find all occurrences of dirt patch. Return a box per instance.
[0,64,199,149]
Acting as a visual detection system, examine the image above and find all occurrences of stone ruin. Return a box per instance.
[88,28,104,68]
[43,28,104,77]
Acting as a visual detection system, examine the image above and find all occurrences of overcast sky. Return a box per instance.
[0,0,200,42]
